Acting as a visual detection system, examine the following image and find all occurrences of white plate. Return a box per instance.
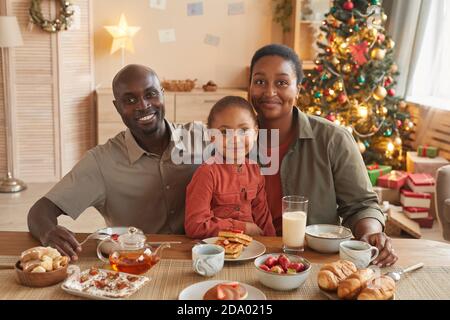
[179,280,266,300]
[61,268,150,300]
[202,237,266,261]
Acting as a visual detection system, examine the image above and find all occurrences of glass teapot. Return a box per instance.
[96,227,170,275]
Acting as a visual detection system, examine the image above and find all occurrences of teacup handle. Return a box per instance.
[194,259,206,276]
[96,238,112,263]
[369,246,379,263]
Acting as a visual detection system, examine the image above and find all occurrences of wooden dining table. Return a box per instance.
[1,231,450,300]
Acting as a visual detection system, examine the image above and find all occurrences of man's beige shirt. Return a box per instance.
[46,121,205,234]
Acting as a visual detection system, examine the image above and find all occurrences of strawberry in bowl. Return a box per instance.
[254,253,311,290]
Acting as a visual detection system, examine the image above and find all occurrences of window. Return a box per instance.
[406,0,450,110]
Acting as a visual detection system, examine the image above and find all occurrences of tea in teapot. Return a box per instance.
[96,227,170,275]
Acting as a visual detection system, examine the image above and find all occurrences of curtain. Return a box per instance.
[386,0,449,109]
[405,0,450,109]
[384,0,424,97]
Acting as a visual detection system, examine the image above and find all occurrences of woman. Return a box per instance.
[248,44,397,267]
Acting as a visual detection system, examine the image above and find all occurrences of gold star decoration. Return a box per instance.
[104,14,140,54]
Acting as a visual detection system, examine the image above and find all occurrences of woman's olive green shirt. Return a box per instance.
[262,107,385,233]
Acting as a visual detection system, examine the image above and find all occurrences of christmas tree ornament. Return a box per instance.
[373,86,387,100]
[338,93,348,104]
[368,28,378,38]
[326,114,336,122]
[384,76,393,87]
[387,38,396,49]
[314,91,323,99]
[382,106,388,115]
[342,64,352,73]
[371,48,386,60]
[382,13,388,22]
[371,0,380,5]
[358,105,369,118]
[388,88,396,96]
[377,34,386,43]
[396,119,403,128]
[331,56,340,66]
[333,80,344,91]
[390,64,399,73]
[358,141,367,153]
[394,137,402,146]
[343,1,354,11]
[348,16,356,26]
[384,128,393,137]
[321,73,330,81]
[398,100,407,110]
[350,41,369,65]
[357,75,366,85]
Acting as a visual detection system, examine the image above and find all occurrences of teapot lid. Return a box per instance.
[117,227,146,249]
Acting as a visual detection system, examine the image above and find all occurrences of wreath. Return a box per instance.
[29,0,74,33]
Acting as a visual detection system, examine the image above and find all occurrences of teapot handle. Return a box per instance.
[96,238,113,263]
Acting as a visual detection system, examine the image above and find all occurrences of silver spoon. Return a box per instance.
[79,232,110,246]
[385,262,424,281]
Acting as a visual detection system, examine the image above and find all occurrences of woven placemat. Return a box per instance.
[1,256,450,300]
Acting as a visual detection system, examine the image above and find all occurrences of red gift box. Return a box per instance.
[407,173,436,193]
[377,171,408,189]
[400,189,431,208]
[415,215,434,228]
[403,207,429,219]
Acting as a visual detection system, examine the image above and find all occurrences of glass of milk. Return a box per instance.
[282,196,308,253]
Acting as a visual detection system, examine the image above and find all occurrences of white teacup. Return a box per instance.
[339,240,379,269]
[192,244,225,277]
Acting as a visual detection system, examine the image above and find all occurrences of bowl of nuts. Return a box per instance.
[15,246,69,287]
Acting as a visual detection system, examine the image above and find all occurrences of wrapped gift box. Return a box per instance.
[367,164,392,186]
[377,171,408,189]
[386,209,421,239]
[415,215,434,228]
[406,151,449,178]
[417,145,439,158]
[373,186,401,205]
[403,207,429,219]
[407,173,436,193]
[400,189,431,208]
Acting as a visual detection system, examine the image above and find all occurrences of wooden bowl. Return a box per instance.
[14,260,68,287]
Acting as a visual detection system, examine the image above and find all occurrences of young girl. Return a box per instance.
[185,96,276,238]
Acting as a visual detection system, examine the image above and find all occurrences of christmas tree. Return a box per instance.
[299,0,414,169]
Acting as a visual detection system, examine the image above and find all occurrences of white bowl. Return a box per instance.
[305,224,353,254]
[254,253,311,291]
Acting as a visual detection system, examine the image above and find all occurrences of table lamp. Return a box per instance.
[0,16,26,193]
[104,14,140,67]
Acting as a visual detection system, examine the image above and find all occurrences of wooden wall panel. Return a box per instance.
[58,0,95,174]
[0,0,95,182]
[11,0,59,181]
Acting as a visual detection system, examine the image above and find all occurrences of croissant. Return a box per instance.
[40,255,53,271]
[45,247,61,259]
[31,266,46,273]
[52,256,69,270]
[20,247,48,262]
[357,276,396,300]
[317,260,357,291]
[337,268,375,300]
[21,259,42,272]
